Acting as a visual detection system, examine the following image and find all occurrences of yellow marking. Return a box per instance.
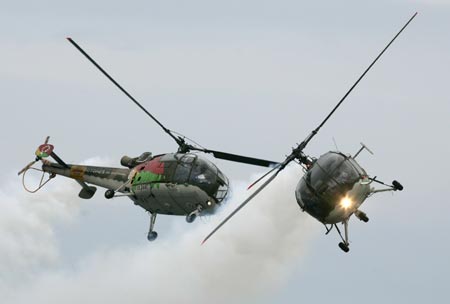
[70,166,86,180]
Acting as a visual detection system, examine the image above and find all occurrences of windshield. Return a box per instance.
[189,157,229,202]
[304,152,361,201]
[139,153,229,202]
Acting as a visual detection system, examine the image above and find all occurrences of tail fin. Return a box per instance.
[19,136,97,199]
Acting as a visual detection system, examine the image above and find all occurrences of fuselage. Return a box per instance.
[295,151,371,224]
[42,152,229,216]
[129,153,229,215]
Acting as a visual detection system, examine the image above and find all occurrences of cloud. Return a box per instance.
[2,163,318,304]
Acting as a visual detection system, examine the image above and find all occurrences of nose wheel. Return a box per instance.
[147,212,158,241]
[105,189,115,199]
[338,242,350,252]
[186,205,203,223]
[186,213,197,223]
[147,231,158,241]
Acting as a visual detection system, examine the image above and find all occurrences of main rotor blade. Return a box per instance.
[67,38,283,164]
[296,12,418,152]
[200,148,280,167]
[202,157,293,244]
[247,164,281,190]
[66,38,183,148]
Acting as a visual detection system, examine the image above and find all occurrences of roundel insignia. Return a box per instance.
[36,144,54,158]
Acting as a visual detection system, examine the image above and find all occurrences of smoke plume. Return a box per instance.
[1,163,318,304]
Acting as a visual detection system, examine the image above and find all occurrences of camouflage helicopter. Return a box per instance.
[203,13,416,252]
[18,38,279,241]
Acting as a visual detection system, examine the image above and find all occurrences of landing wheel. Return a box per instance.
[147,212,158,241]
[355,210,369,223]
[147,231,158,241]
[339,242,350,253]
[360,214,369,223]
[392,180,404,191]
[186,213,197,223]
[105,189,115,199]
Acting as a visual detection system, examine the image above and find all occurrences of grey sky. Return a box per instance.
[1,1,449,303]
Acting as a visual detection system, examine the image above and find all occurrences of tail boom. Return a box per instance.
[42,162,131,196]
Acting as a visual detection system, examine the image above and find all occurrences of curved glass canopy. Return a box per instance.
[296,151,366,220]
[158,153,229,203]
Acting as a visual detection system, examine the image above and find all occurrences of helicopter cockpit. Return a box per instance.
[295,151,367,221]
[160,153,229,203]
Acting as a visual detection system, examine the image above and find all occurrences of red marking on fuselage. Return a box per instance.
[142,156,165,174]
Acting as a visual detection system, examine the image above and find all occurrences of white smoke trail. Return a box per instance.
[0,157,115,285]
[0,174,79,285]
[1,164,319,304]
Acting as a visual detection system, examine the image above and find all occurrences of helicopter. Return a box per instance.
[18,38,280,242]
[203,13,417,252]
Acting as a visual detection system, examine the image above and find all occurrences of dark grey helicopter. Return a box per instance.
[203,13,416,252]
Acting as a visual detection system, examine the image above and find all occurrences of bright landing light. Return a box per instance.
[340,197,353,209]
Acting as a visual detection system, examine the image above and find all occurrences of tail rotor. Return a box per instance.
[18,136,53,176]
[18,136,57,193]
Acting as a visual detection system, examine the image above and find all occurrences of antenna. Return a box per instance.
[332,137,340,151]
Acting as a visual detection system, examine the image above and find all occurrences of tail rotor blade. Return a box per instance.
[18,160,37,176]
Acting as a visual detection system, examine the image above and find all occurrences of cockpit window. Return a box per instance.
[306,152,360,197]
[347,158,367,176]
[170,154,194,183]
[156,153,229,203]
[181,154,196,164]
[190,159,214,183]
[187,158,229,203]
[215,169,229,202]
